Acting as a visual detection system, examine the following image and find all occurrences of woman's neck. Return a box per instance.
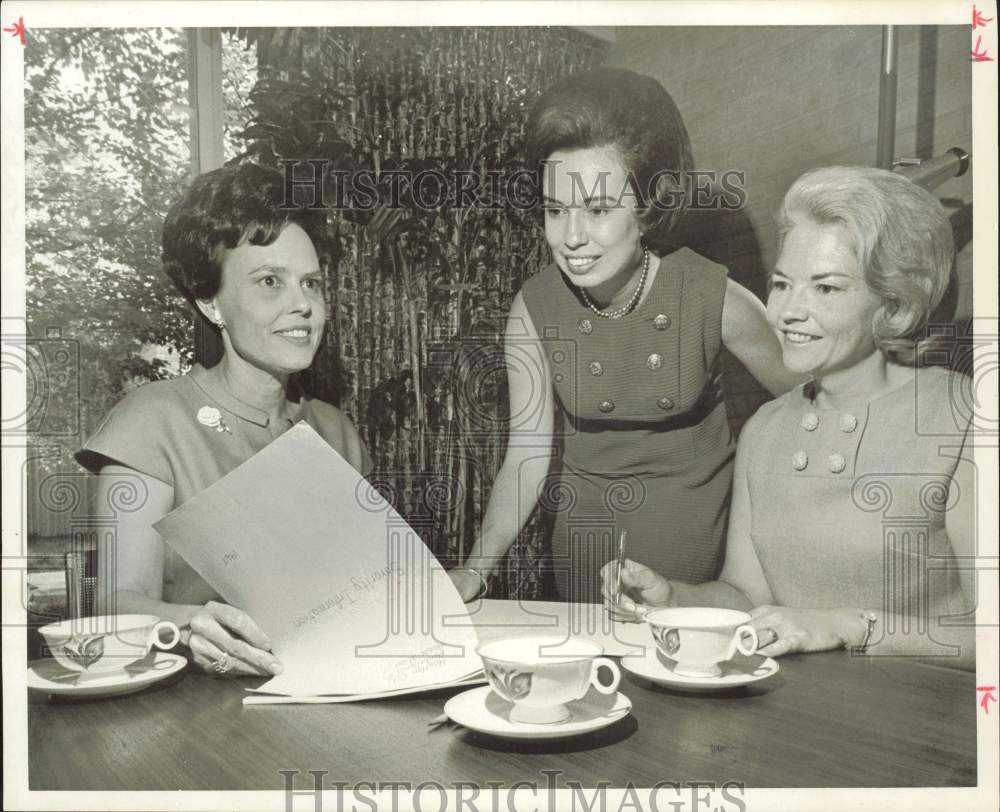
[214,349,289,420]
[811,351,911,410]
[588,249,660,311]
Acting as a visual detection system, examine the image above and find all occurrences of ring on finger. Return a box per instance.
[760,627,779,647]
[212,652,233,675]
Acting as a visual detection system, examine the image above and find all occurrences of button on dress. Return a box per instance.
[521,248,735,602]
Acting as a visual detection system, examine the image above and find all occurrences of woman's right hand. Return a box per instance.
[186,601,283,677]
[600,558,674,620]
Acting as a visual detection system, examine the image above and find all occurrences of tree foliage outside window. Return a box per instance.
[24,28,255,547]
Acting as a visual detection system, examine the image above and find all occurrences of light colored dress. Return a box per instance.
[76,363,372,605]
[741,366,972,631]
[520,248,735,603]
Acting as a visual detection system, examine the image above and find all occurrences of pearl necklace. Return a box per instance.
[579,248,649,319]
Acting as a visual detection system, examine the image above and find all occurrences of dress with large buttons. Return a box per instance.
[742,368,971,619]
[520,248,735,602]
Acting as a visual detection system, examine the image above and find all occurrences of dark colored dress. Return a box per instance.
[520,248,735,603]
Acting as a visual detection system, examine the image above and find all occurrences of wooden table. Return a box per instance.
[28,601,977,791]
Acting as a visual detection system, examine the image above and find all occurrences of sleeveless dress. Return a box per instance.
[76,363,372,606]
[741,367,971,629]
[520,248,735,603]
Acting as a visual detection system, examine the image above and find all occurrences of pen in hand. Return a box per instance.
[614,529,627,607]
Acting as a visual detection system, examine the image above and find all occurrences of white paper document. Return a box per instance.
[154,423,482,697]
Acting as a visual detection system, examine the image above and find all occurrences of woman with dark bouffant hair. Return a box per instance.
[604,166,975,670]
[449,68,800,604]
[77,163,371,676]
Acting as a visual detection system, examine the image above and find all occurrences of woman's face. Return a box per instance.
[767,218,883,379]
[542,146,644,298]
[205,223,325,379]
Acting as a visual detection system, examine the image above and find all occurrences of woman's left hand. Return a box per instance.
[749,605,860,658]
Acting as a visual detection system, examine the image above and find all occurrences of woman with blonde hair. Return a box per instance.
[605,166,975,669]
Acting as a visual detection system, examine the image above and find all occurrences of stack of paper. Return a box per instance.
[155,423,483,702]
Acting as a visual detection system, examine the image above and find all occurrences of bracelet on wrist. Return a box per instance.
[451,566,489,599]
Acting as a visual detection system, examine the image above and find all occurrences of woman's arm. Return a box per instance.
[450,292,555,600]
[603,426,775,613]
[95,465,282,675]
[752,432,976,670]
[721,278,805,396]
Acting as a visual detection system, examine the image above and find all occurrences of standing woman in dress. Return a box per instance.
[450,69,801,603]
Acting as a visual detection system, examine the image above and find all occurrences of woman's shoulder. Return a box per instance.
[657,247,729,312]
[741,386,804,435]
[300,398,372,475]
[886,364,972,436]
[662,246,729,283]
[93,374,195,434]
[75,373,196,477]
[666,245,728,272]
[301,397,352,431]
[517,261,562,301]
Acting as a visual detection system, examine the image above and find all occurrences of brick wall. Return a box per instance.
[606,26,974,429]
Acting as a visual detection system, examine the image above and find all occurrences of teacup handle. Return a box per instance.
[589,657,621,695]
[729,624,758,658]
[147,621,181,651]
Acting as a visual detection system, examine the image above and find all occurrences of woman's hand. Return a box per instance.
[448,568,488,603]
[186,601,283,676]
[599,559,674,620]
[750,605,861,658]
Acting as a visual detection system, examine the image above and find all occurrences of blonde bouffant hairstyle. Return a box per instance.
[777,166,955,365]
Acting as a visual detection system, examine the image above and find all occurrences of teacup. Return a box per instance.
[476,635,621,724]
[644,607,758,678]
[39,614,181,682]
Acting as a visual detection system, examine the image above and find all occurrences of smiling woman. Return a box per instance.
[604,166,976,670]
[768,220,884,380]
[449,69,804,605]
[75,164,372,677]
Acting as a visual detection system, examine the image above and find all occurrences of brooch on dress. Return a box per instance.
[197,406,231,434]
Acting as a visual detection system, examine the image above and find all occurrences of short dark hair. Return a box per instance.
[162,163,325,311]
[524,68,694,251]
[777,166,955,365]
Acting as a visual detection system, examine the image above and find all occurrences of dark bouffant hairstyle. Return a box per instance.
[524,68,694,251]
[162,163,324,315]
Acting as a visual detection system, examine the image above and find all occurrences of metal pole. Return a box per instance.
[893,147,971,191]
[186,29,225,369]
[875,26,899,170]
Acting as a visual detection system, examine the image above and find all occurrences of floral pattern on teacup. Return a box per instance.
[652,627,681,655]
[197,406,231,434]
[485,663,532,701]
[63,634,105,668]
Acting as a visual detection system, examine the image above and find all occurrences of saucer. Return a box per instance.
[621,649,778,692]
[444,685,631,740]
[28,652,187,698]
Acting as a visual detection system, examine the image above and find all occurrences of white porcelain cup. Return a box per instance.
[476,635,621,724]
[644,607,758,678]
[39,614,181,682]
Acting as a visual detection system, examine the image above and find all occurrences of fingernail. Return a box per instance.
[270,661,283,674]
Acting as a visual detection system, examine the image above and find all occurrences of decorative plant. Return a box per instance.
[228,27,606,595]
